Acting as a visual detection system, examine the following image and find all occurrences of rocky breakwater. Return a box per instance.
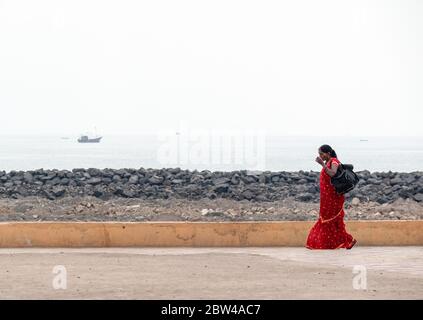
[0,168,422,204]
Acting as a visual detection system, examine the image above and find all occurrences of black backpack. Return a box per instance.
[330,162,360,194]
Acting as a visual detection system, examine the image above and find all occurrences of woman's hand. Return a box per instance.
[315,156,325,166]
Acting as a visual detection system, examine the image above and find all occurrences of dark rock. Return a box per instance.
[123,189,138,198]
[305,176,316,183]
[404,176,416,184]
[45,177,61,186]
[102,169,114,178]
[102,177,112,184]
[367,178,379,184]
[231,174,241,185]
[271,176,280,183]
[376,196,389,204]
[190,174,204,184]
[43,190,56,200]
[40,174,56,181]
[391,185,402,192]
[86,178,103,185]
[203,210,225,217]
[60,178,70,186]
[206,192,217,199]
[382,187,392,195]
[171,179,184,184]
[413,193,423,202]
[254,194,268,201]
[148,175,164,185]
[0,167,420,203]
[169,168,181,174]
[57,171,66,178]
[184,184,201,194]
[307,185,318,193]
[174,172,187,180]
[87,168,102,177]
[128,175,139,184]
[242,190,255,200]
[240,176,257,184]
[200,170,213,179]
[259,175,267,184]
[289,173,302,180]
[296,193,313,202]
[399,187,413,198]
[52,186,66,197]
[213,177,230,185]
[11,175,24,181]
[212,183,229,193]
[93,187,104,198]
[114,169,127,177]
[16,187,29,196]
[68,180,77,187]
[115,187,137,198]
[389,176,403,185]
[23,172,33,183]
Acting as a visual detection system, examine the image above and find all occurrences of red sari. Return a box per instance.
[306,157,356,249]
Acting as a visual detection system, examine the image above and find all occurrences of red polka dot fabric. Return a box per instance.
[306,157,356,249]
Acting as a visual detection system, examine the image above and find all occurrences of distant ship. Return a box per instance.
[77,135,102,143]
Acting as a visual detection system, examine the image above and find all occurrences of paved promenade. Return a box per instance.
[0,247,422,299]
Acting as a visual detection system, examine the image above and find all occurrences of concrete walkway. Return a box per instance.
[0,247,422,299]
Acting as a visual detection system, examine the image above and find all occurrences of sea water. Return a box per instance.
[0,135,421,173]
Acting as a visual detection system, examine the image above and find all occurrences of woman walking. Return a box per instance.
[306,144,357,250]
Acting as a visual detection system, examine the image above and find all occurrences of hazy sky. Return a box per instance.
[0,0,421,136]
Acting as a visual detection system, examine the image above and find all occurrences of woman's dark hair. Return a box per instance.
[319,144,337,158]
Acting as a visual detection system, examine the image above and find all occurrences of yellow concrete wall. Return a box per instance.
[0,221,422,247]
